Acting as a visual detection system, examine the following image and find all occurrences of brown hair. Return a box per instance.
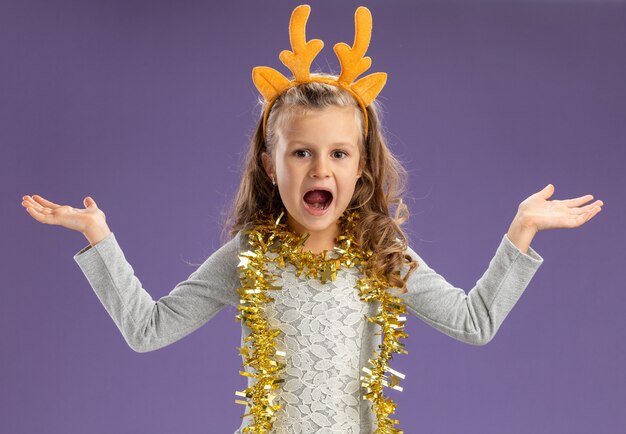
[223,75,418,293]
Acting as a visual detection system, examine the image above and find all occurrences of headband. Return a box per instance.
[252,4,387,141]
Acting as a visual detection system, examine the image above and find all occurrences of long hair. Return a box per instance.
[223,75,418,293]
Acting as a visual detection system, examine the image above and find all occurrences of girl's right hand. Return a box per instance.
[21,194,108,236]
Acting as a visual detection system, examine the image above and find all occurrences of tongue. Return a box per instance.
[304,190,331,204]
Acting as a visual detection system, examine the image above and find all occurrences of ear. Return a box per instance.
[261,151,274,178]
[357,157,364,178]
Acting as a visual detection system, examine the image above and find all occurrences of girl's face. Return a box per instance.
[262,105,364,251]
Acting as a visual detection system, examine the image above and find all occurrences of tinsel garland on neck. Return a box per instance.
[234,208,409,433]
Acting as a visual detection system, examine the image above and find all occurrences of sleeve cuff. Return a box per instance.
[73,231,117,262]
[502,233,544,264]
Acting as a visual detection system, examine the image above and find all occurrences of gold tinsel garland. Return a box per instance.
[234,209,408,433]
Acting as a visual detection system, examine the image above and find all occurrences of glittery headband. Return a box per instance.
[252,4,388,140]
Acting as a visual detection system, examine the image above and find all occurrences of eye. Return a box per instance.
[293,149,311,158]
[292,149,348,158]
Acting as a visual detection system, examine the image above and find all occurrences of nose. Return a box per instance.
[309,155,331,178]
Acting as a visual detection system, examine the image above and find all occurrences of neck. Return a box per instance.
[286,216,339,254]
[302,236,337,254]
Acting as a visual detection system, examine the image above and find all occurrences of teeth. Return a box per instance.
[306,200,330,210]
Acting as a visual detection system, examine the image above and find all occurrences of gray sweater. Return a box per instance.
[73,231,543,433]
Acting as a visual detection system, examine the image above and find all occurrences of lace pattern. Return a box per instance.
[264,256,369,434]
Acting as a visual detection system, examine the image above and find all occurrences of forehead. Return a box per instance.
[277,106,361,146]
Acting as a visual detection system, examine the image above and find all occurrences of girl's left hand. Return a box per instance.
[517,184,604,233]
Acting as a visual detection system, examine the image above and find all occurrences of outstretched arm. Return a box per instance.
[73,231,243,353]
[21,193,244,353]
[399,183,603,345]
[400,233,543,345]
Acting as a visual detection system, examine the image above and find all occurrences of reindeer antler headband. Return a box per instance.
[252,4,387,140]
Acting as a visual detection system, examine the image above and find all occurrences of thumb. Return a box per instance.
[83,196,96,208]
[537,183,554,199]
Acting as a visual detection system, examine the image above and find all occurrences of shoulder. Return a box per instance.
[397,239,428,279]
[387,236,425,263]
[216,230,250,254]
[194,231,249,276]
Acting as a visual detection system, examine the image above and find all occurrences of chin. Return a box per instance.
[286,203,341,233]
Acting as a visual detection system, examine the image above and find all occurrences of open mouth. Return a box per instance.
[303,189,333,210]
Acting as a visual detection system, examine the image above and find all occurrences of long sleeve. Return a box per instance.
[73,231,243,353]
[399,233,544,345]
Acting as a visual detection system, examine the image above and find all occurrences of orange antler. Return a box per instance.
[334,6,387,106]
[279,5,324,82]
[252,5,323,102]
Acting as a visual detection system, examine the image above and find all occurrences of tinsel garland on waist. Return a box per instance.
[233,209,408,433]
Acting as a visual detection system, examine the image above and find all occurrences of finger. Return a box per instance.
[537,183,555,199]
[569,202,599,216]
[581,205,602,220]
[561,194,594,208]
[570,206,589,216]
[25,206,55,223]
[22,197,45,211]
[83,196,97,208]
[584,206,602,221]
[22,195,37,204]
[24,202,53,214]
[566,207,600,228]
[32,194,61,209]
[575,201,604,214]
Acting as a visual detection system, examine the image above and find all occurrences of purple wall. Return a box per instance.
[2,1,625,433]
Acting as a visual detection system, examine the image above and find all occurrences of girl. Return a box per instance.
[21,4,603,434]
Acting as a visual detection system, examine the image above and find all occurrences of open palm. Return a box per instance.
[21,194,106,233]
[519,184,603,233]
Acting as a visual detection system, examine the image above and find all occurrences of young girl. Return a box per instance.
[21,4,603,434]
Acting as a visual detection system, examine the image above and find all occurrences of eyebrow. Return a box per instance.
[287,140,357,148]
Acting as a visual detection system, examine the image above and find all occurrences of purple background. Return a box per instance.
[2,0,625,433]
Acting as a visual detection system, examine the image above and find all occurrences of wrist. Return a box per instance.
[507,214,536,255]
[83,222,111,247]
[515,212,538,235]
